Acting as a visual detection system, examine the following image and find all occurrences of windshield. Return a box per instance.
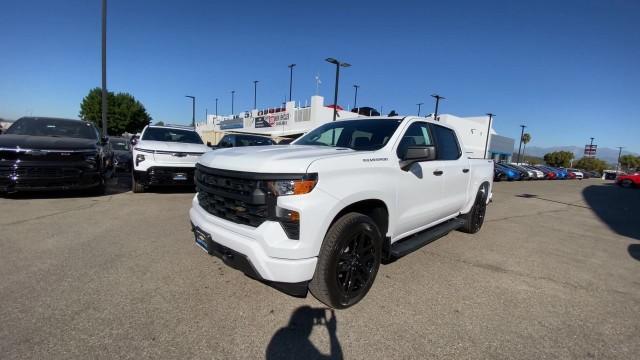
[5,118,98,140]
[111,139,130,151]
[295,119,402,151]
[141,127,203,144]
[237,135,275,146]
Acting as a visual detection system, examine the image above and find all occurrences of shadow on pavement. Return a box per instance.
[582,183,640,241]
[266,306,343,360]
[629,244,640,262]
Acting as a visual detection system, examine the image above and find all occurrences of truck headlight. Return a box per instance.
[266,176,317,196]
[135,154,145,166]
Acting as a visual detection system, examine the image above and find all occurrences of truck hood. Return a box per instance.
[135,140,209,153]
[198,145,356,173]
[0,134,98,150]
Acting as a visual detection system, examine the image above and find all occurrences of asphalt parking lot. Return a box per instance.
[1,177,639,359]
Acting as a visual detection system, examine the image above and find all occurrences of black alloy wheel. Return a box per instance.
[335,231,377,302]
[621,179,634,188]
[459,185,488,234]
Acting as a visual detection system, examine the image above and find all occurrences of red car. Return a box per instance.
[616,173,640,188]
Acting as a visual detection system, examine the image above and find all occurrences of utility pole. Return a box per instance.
[484,113,495,159]
[417,102,424,116]
[253,80,259,110]
[353,85,360,111]
[431,94,444,120]
[288,64,296,102]
[101,0,108,136]
[616,146,624,173]
[589,137,595,158]
[325,58,351,121]
[516,124,526,164]
[231,90,235,114]
[215,98,218,116]
[185,95,195,126]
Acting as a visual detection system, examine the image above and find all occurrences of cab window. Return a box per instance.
[430,124,461,160]
[396,122,432,158]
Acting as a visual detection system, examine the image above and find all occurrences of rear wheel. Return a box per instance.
[309,212,382,309]
[459,185,488,234]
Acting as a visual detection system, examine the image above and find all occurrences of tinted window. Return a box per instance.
[6,118,98,140]
[111,139,129,150]
[396,122,433,158]
[296,119,401,151]
[431,124,460,160]
[141,127,203,144]
[237,135,274,146]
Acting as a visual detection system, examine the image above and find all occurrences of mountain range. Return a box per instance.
[521,146,638,165]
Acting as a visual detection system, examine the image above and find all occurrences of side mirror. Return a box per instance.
[206,141,212,147]
[130,138,138,146]
[399,145,436,171]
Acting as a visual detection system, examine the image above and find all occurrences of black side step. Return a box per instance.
[389,218,465,259]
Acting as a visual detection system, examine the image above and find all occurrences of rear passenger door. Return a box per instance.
[429,123,470,217]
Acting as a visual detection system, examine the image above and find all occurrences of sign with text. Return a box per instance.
[584,144,597,157]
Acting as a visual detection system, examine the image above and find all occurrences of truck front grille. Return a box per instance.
[195,165,268,227]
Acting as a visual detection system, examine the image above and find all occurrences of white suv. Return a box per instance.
[132,125,209,192]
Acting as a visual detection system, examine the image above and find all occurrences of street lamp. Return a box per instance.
[516,124,527,163]
[288,64,296,102]
[416,102,424,116]
[353,85,360,112]
[185,95,195,126]
[215,98,218,116]
[101,0,108,136]
[253,80,259,110]
[325,57,351,121]
[231,90,235,114]
[484,113,495,159]
[431,94,445,120]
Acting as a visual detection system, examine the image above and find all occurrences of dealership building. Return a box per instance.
[196,95,514,161]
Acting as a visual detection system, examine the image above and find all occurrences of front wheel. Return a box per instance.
[620,179,633,188]
[459,185,488,234]
[309,212,382,309]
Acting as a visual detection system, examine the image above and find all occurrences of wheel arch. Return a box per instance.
[329,199,390,239]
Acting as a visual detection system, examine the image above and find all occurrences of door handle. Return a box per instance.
[462,168,470,173]
[433,170,443,176]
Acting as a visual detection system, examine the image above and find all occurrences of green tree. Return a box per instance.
[79,88,151,135]
[574,157,608,173]
[543,151,574,167]
[619,154,640,171]
[521,133,531,161]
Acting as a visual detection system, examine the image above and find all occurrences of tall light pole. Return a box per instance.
[101,0,108,136]
[431,94,445,120]
[231,90,235,114]
[417,102,424,116]
[616,146,624,173]
[589,137,595,158]
[484,113,495,159]
[215,98,218,116]
[287,64,296,102]
[253,80,259,110]
[185,95,195,126]
[325,57,351,121]
[516,124,527,164]
[353,85,360,111]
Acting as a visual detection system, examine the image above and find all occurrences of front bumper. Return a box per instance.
[189,199,318,289]
[0,163,101,192]
[133,167,195,186]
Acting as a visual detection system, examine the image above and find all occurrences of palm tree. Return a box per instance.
[521,133,531,163]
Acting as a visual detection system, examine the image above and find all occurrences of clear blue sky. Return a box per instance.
[1,0,638,152]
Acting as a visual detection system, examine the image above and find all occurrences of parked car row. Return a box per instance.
[493,162,598,182]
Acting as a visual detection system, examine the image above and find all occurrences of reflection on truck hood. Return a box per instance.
[135,140,209,153]
[199,145,356,173]
[0,134,97,150]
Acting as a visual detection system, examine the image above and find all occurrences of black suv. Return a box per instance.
[0,117,114,194]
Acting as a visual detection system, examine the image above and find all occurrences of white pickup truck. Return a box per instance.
[189,116,493,308]
[132,125,209,193]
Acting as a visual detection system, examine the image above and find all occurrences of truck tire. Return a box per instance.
[132,174,145,193]
[309,212,382,309]
[620,179,633,188]
[459,185,488,234]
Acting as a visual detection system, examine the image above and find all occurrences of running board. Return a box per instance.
[389,218,465,259]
